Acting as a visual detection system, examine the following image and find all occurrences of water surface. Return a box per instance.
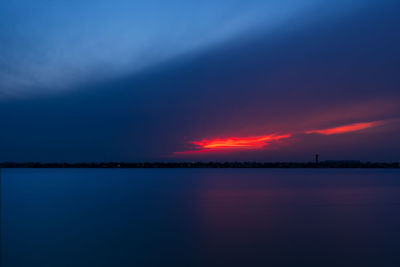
[2,168,400,266]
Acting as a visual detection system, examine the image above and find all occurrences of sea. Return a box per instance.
[1,168,400,267]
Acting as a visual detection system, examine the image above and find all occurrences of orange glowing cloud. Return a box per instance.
[305,121,384,135]
[193,134,291,149]
[174,134,291,155]
[174,119,392,156]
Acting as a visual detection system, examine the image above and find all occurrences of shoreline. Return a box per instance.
[1,162,399,169]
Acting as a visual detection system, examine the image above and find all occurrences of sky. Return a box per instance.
[0,0,400,162]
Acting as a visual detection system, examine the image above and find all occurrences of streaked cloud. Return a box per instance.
[0,0,366,97]
[175,119,393,156]
[305,121,385,135]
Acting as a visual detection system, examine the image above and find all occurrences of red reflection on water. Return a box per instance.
[201,189,276,236]
[305,121,383,135]
[200,186,398,235]
[197,183,400,266]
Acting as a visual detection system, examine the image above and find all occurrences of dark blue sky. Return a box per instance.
[1,0,399,162]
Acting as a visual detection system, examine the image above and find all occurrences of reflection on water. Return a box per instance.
[2,169,400,266]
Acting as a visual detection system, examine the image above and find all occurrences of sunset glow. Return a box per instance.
[174,134,291,155]
[305,121,383,135]
[174,119,389,156]
[193,134,291,149]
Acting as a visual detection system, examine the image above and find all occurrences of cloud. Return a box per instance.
[174,119,395,156]
[0,0,363,97]
[305,121,385,135]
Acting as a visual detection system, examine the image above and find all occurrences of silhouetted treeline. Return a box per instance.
[0,161,399,168]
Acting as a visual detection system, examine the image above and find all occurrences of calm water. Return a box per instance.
[2,168,400,267]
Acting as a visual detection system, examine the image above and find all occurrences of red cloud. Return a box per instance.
[305,121,384,135]
[174,119,391,156]
[192,134,291,149]
[174,134,291,155]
